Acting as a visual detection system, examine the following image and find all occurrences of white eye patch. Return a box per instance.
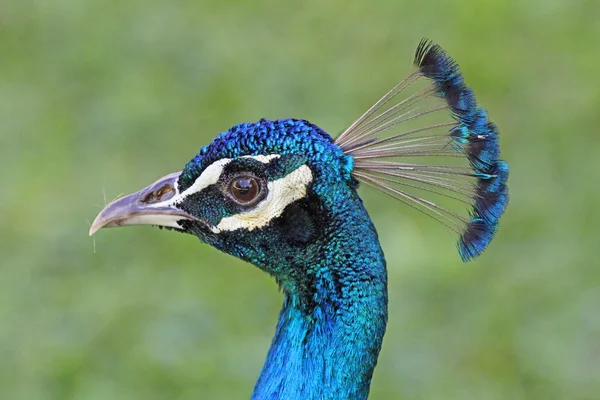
[144,154,312,233]
[211,164,313,233]
[147,154,280,209]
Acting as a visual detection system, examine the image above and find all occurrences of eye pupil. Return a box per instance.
[230,176,260,204]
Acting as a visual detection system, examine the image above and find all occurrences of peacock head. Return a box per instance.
[90,119,361,287]
[91,40,509,291]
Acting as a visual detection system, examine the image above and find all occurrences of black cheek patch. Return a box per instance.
[274,191,328,247]
[278,202,316,245]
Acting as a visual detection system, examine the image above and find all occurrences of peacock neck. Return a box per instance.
[251,194,388,400]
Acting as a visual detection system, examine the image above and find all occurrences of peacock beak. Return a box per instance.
[89,171,200,236]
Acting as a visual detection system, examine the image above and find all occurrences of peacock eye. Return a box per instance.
[229,175,262,205]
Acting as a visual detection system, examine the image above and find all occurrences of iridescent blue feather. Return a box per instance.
[414,40,509,260]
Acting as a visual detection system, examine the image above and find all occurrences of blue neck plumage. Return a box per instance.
[251,193,388,400]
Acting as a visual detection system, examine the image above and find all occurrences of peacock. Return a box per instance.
[90,40,508,399]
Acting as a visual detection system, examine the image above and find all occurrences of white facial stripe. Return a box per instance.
[211,164,313,233]
[148,154,281,209]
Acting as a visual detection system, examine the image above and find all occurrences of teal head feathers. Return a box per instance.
[90,40,508,399]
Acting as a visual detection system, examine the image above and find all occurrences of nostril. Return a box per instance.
[141,184,175,204]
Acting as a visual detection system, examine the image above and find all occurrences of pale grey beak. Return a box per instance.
[89,171,199,236]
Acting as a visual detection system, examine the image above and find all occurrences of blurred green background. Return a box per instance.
[2,0,599,399]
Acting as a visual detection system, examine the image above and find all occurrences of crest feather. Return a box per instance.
[335,39,508,261]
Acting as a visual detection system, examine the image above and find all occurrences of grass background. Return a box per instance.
[1,0,599,399]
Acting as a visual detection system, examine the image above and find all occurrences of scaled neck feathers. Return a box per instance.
[251,191,388,400]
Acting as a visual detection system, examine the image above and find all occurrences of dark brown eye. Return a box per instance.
[229,176,260,204]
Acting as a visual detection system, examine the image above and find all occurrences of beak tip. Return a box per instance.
[88,170,187,237]
[89,219,103,236]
